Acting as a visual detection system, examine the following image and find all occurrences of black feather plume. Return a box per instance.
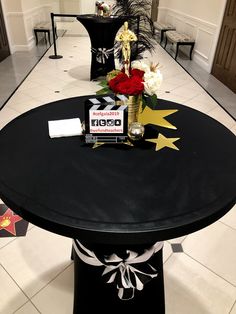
[112,0,158,63]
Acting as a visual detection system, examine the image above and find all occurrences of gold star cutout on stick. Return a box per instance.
[92,142,105,149]
[138,106,178,129]
[123,140,134,147]
[146,133,180,151]
[92,140,134,149]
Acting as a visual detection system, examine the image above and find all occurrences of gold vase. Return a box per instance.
[127,94,142,126]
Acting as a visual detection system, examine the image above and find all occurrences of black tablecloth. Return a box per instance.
[77,15,126,49]
[77,15,127,80]
[0,96,235,244]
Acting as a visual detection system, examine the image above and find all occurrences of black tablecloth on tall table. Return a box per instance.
[0,96,235,245]
[0,96,235,313]
[77,15,127,80]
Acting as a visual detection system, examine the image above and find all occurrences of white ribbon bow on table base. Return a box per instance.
[73,239,164,300]
[91,47,114,64]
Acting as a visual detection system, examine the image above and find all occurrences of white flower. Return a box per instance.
[131,59,163,96]
[131,60,150,73]
[143,70,163,96]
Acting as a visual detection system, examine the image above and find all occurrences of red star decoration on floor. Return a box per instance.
[0,208,23,236]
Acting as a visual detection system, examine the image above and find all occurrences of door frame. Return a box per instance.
[0,0,12,55]
[209,0,228,72]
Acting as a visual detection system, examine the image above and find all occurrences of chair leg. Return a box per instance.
[71,245,74,260]
[47,31,51,45]
[44,31,47,44]
[164,36,168,49]
[175,43,179,60]
[160,30,164,44]
[34,30,38,45]
[189,43,194,60]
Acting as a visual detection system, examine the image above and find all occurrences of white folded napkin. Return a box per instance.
[48,118,83,138]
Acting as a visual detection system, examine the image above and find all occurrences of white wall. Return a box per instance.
[78,0,115,14]
[3,0,22,12]
[1,0,60,53]
[158,0,227,72]
[58,0,115,37]
[40,0,60,12]
[21,0,41,11]
[1,0,117,53]
[78,0,96,14]
[161,0,224,24]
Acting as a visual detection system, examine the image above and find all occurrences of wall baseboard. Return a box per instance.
[3,3,58,53]
[11,39,35,53]
[158,7,219,72]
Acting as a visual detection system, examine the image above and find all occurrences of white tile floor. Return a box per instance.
[0,36,236,313]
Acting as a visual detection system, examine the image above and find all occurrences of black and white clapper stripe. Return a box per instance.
[84,95,128,143]
[86,95,128,106]
[86,95,128,120]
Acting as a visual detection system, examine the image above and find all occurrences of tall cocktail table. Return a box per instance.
[77,15,126,80]
[0,96,235,313]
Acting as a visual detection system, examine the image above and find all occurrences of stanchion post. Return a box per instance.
[49,12,63,59]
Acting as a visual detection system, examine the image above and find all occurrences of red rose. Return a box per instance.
[118,76,144,95]
[108,72,128,94]
[130,69,145,78]
[108,69,144,95]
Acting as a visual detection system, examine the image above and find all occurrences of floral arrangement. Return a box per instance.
[97,60,163,108]
[95,1,111,16]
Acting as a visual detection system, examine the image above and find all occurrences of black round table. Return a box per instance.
[77,14,127,80]
[0,96,235,313]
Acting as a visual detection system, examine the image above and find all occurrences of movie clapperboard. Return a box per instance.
[84,95,128,144]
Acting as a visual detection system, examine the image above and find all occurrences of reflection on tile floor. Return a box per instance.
[0,37,236,313]
[163,42,236,120]
[0,44,50,110]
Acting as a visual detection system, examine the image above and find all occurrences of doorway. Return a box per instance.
[151,0,159,21]
[0,0,10,62]
[211,0,236,93]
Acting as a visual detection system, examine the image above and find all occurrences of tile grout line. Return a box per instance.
[13,300,42,314]
[0,257,73,313]
[12,301,31,314]
[163,251,173,265]
[29,261,73,300]
[0,237,18,250]
[0,45,51,111]
[0,263,32,304]
[229,299,236,314]
[183,252,236,288]
[219,220,236,232]
[0,225,35,251]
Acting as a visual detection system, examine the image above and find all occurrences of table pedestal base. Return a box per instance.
[90,51,115,81]
[72,243,165,314]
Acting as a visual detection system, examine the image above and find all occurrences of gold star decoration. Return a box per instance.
[92,142,105,149]
[123,140,134,147]
[138,106,178,129]
[92,140,134,149]
[146,133,180,151]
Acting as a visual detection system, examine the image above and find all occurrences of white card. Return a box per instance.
[48,118,82,138]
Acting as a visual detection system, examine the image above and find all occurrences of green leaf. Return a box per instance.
[141,96,146,112]
[98,80,108,88]
[149,94,158,109]
[96,87,112,95]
